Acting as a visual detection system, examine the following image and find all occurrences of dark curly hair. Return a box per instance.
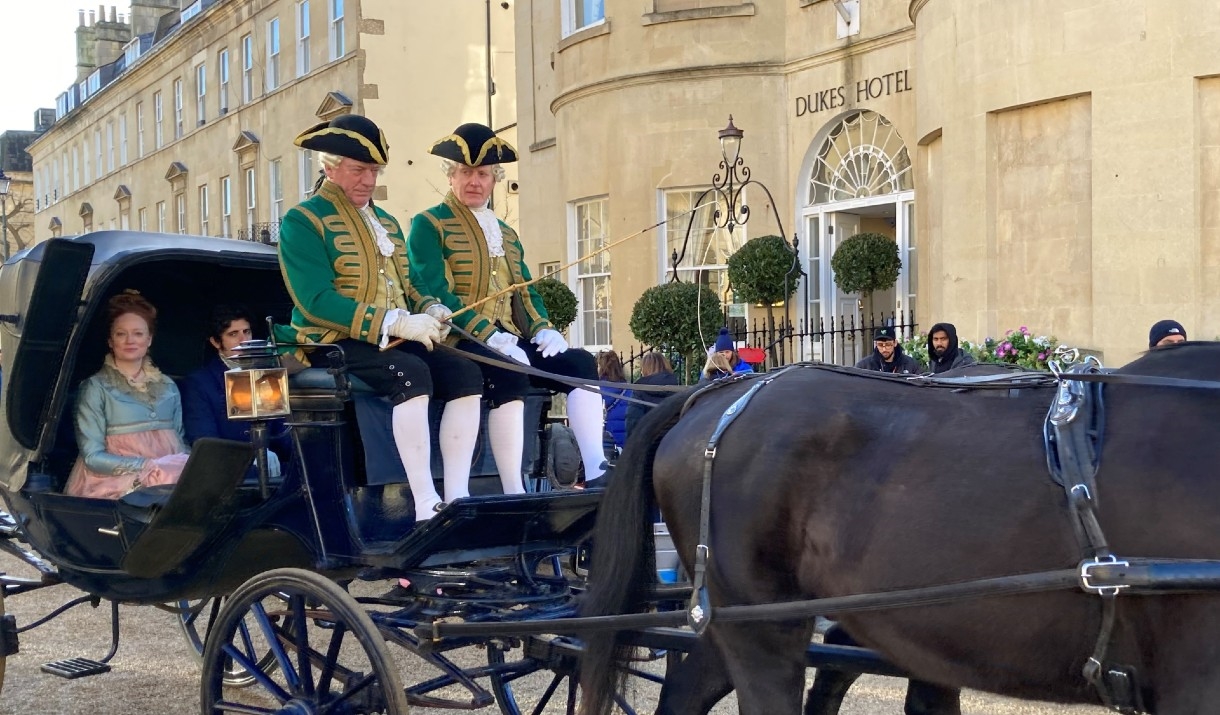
[206,304,255,343]
[107,290,157,334]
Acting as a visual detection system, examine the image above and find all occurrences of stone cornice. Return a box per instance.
[909,0,932,23]
[782,26,913,75]
[550,27,913,114]
[552,62,782,114]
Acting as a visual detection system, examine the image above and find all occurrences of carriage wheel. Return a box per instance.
[486,634,666,715]
[199,568,408,715]
[177,597,278,687]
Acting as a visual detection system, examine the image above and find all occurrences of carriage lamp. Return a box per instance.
[224,339,291,499]
[224,340,291,420]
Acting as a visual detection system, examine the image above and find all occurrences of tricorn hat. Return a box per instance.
[429,123,518,166]
[294,114,389,165]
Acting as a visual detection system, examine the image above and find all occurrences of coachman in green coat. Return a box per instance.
[407,123,607,485]
[274,113,486,520]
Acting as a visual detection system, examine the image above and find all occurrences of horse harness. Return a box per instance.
[679,359,1220,715]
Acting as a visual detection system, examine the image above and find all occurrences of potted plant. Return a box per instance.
[726,234,803,367]
[629,282,723,383]
[534,277,578,334]
[830,232,902,322]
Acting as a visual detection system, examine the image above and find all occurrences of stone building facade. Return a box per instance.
[516,0,1220,364]
[30,0,518,248]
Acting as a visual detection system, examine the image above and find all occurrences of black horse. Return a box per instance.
[581,343,1220,715]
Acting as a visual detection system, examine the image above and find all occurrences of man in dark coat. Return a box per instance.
[181,305,291,478]
[855,326,921,374]
[926,322,976,374]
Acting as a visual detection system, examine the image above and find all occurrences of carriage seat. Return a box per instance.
[287,367,374,412]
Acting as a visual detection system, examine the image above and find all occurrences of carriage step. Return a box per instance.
[41,657,112,679]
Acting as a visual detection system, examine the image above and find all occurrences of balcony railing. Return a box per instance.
[237,221,280,244]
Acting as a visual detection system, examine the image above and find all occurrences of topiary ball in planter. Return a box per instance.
[830,232,902,297]
[534,277,578,334]
[629,282,723,359]
[726,234,803,306]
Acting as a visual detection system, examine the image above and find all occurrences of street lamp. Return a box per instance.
[670,116,792,277]
[0,170,10,262]
[670,116,800,368]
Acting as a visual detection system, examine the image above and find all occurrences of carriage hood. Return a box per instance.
[0,232,280,492]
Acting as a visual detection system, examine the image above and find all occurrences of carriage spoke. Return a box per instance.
[250,601,301,692]
[612,692,640,715]
[220,642,292,703]
[315,621,349,698]
[290,596,315,697]
[565,674,578,714]
[528,671,565,715]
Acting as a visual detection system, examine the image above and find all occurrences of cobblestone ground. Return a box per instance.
[0,551,1106,715]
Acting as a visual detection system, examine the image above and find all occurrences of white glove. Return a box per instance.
[487,330,530,365]
[532,328,569,358]
[384,309,441,350]
[425,304,453,341]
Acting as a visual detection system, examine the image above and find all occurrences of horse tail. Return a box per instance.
[580,390,689,715]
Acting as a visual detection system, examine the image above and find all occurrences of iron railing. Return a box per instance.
[618,311,918,383]
[237,221,280,244]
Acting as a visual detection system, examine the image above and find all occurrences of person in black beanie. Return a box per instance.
[926,322,976,374]
[856,326,921,374]
[1148,319,1187,348]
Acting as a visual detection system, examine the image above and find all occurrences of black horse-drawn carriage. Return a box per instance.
[13,231,1215,715]
[0,232,624,713]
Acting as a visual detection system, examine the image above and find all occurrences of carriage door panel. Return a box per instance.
[6,239,94,452]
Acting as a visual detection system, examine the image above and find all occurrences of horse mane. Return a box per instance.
[1117,341,1220,378]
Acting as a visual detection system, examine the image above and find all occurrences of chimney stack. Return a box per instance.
[88,10,96,26]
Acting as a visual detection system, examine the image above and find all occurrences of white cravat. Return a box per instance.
[471,205,504,257]
[360,204,395,257]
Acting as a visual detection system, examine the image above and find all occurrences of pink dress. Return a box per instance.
[64,357,191,499]
[65,430,189,499]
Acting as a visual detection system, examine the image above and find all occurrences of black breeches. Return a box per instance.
[330,338,483,404]
[455,335,597,406]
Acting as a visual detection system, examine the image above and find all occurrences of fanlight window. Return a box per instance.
[808,110,912,205]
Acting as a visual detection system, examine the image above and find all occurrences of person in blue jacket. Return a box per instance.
[596,350,628,454]
[180,305,290,476]
[712,327,754,375]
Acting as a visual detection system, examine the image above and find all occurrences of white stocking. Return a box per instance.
[439,395,480,502]
[566,387,607,482]
[488,401,526,495]
[391,396,442,520]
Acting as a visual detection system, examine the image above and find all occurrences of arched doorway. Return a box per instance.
[796,110,915,363]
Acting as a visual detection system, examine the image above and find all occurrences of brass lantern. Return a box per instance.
[224,340,291,420]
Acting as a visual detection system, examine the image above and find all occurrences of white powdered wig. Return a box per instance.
[439,158,505,182]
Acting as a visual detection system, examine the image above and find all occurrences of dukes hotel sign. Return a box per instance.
[795,69,911,117]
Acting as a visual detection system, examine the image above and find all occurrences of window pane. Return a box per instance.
[574,197,611,347]
[575,0,604,28]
